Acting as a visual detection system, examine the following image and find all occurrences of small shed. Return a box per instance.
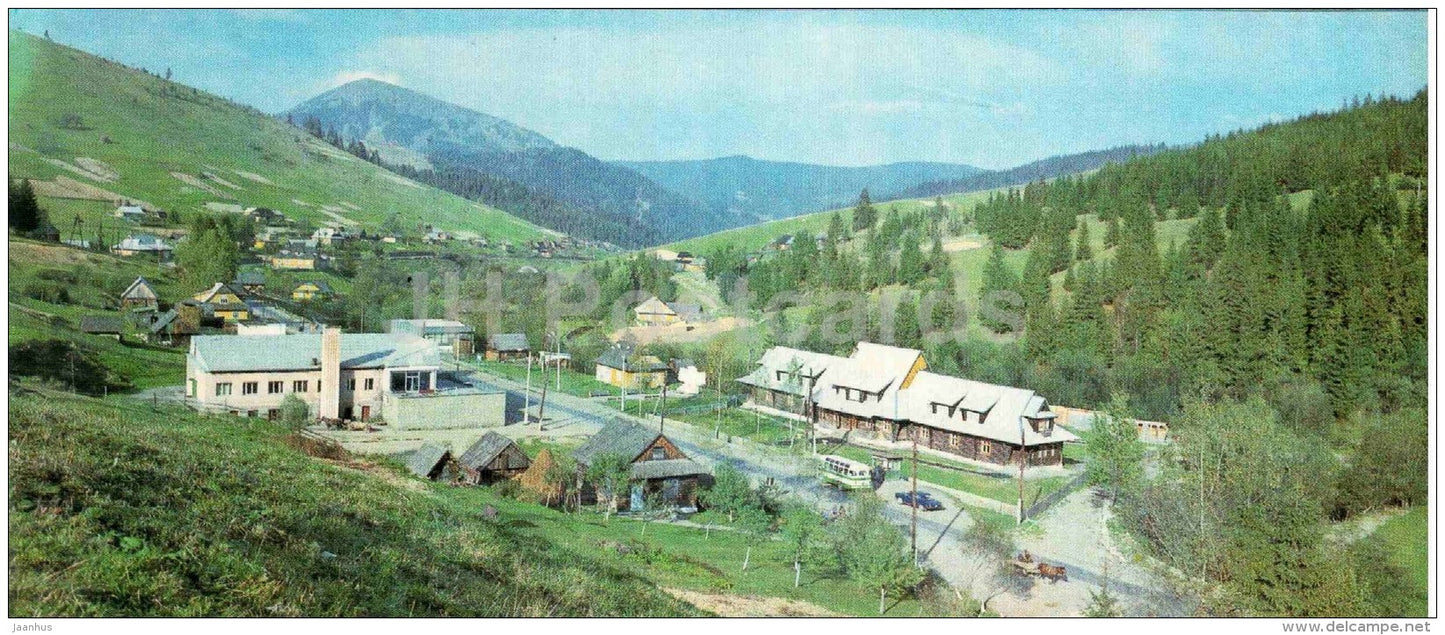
[457,432,532,485]
[484,333,530,361]
[405,442,456,481]
[120,276,159,310]
[80,315,127,340]
[234,271,267,294]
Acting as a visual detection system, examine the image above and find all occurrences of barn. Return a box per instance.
[457,432,531,484]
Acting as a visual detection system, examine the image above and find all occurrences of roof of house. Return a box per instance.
[114,234,172,251]
[406,442,452,478]
[115,205,145,215]
[631,458,708,480]
[595,344,669,372]
[293,280,333,294]
[457,432,522,470]
[193,282,246,304]
[573,419,665,466]
[189,332,439,373]
[487,333,529,351]
[121,276,158,300]
[736,346,847,396]
[895,371,1073,446]
[633,296,676,316]
[389,318,473,336]
[79,315,127,334]
[669,302,703,323]
[235,271,266,285]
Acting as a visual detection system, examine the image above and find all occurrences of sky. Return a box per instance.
[8,9,1430,169]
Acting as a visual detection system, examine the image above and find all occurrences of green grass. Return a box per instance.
[9,385,966,616]
[669,407,804,447]
[1366,506,1428,616]
[473,359,621,398]
[9,238,188,390]
[829,444,1073,507]
[8,385,699,616]
[9,32,546,243]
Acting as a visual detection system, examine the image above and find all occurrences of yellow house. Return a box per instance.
[270,254,318,270]
[291,280,334,302]
[594,344,669,390]
[192,283,250,322]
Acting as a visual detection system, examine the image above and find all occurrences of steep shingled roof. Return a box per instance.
[405,442,452,479]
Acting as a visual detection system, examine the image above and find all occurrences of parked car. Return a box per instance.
[894,490,944,511]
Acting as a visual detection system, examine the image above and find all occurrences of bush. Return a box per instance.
[9,339,126,395]
[278,394,309,427]
[492,479,523,500]
[23,280,70,304]
[1333,409,1428,517]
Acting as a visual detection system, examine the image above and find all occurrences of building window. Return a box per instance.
[364,378,375,391]
[980,441,992,455]
[246,410,258,418]
[651,447,666,460]
[948,434,961,449]
[268,381,283,394]
[242,382,259,395]
[267,409,279,421]
[292,380,308,393]
[347,378,356,391]
[215,382,232,396]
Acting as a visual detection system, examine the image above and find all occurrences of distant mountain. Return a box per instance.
[898,144,1171,199]
[287,81,718,246]
[618,155,985,223]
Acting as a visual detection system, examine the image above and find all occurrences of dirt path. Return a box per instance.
[664,588,837,617]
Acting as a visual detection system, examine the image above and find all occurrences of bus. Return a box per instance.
[817,454,873,490]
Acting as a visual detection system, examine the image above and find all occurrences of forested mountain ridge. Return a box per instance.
[619,155,983,224]
[899,143,1170,199]
[287,81,717,247]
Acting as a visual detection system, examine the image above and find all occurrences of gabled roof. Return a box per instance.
[193,282,245,304]
[235,271,266,285]
[669,302,703,323]
[631,458,708,480]
[121,276,158,300]
[487,333,529,351]
[895,371,1073,446]
[406,442,452,478]
[189,333,439,373]
[736,346,847,396]
[79,315,127,334]
[293,280,333,294]
[595,344,668,372]
[457,432,523,470]
[633,296,676,316]
[114,234,172,251]
[573,419,666,466]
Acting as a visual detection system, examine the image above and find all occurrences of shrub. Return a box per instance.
[23,280,70,304]
[9,339,125,395]
[278,394,310,427]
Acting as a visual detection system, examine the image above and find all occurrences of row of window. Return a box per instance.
[213,377,375,397]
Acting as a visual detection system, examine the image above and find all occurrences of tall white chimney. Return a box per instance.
[319,327,341,420]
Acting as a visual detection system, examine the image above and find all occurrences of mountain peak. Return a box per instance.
[288,80,557,154]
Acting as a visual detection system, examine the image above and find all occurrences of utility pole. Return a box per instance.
[658,381,667,433]
[537,361,549,431]
[1017,417,1026,524]
[524,352,533,425]
[912,431,919,566]
[807,374,817,455]
[555,333,562,391]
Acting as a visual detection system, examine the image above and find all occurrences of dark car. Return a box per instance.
[894,490,944,511]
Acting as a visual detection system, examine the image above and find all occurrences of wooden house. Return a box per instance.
[484,333,530,361]
[147,301,202,346]
[234,271,267,295]
[192,283,250,322]
[112,234,173,259]
[594,343,669,389]
[120,276,159,310]
[741,342,1077,467]
[572,419,709,510]
[290,280,333,302]
[80,315,127,340]
[406,442,457,481]
[457,432,531,484]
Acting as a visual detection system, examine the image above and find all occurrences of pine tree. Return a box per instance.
[895,293,923,349]
[852,189,877,232]
[897,232,926,286]
[1075,218,1093,262]
[1104,216,1121,248]
[979,243,1019,333]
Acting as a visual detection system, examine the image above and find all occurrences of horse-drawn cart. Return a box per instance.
[1011,552,1068,582]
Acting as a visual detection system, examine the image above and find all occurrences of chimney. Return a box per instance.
[319,327,341,420]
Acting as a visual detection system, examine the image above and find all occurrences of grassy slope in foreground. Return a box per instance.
[7,32,545,242]
[8,386,700,617]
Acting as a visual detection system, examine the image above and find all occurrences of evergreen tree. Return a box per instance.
[897,232,926,286]
[978,243,1019,333]
[1104,216,1121,249]
[1075,218,1093,262]
[852,189,878,232]
[9,179,43,233]
[895,293,922,349]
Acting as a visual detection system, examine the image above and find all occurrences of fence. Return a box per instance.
[1024,470,1090,519]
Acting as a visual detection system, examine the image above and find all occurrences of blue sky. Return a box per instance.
[9,9,1429,169]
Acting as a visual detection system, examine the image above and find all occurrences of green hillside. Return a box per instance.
[7,32,547,242]
[8,385,700,616]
